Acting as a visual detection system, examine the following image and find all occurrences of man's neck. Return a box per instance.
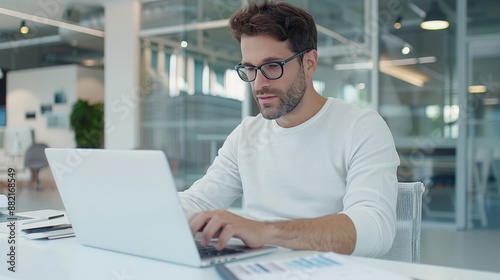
[276,91,327,128]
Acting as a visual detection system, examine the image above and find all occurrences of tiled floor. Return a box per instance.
[421,226,500,273]
[3,170,500,273]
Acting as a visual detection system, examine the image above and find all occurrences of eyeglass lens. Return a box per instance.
[237,62,283,82]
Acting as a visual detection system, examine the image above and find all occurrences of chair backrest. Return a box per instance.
[380,181,425,263]
[24,143,49,169]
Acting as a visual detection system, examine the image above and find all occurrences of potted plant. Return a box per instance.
[70,99,104,148]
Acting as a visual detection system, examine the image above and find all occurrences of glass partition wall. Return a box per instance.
[465,37,500,229]
[138,0,377,190]
[461,0,500,230]
[379,0,459,225]
[138,0,500,230]
[138,0,246,190]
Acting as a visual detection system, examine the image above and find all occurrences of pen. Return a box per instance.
[23,214,65,225]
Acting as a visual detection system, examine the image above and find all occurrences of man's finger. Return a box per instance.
[189,212,210,236]
[200,214,226,245]
[216,223,236,250]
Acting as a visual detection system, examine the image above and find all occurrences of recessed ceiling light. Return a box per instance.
[468,85,487,94]
[82,60,96,66]
[401,45,411,55]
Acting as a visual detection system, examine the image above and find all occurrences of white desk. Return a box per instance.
[1,213,500,280]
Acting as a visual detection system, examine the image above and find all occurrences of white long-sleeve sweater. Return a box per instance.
[179,98,400,257]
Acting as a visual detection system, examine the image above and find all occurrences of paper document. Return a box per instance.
[19,212,74,240]
[24,227,75,240]
[0,210,74,240]
[216,252,412,280]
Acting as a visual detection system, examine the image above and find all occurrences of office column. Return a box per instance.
[104,0,141,149]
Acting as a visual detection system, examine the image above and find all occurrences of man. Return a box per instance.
[179,0,400,257]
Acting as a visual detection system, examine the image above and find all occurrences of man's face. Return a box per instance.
[240,35,308,120]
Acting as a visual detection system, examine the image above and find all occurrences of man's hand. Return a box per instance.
[189,210,356,254]
[189,210,268,250]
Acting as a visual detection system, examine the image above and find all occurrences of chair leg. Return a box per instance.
[472,159,490,228]
[34,170,41,191]
[493,159,500,200]
[476,193,488,227]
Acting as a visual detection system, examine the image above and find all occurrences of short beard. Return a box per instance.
[255,68,307,120]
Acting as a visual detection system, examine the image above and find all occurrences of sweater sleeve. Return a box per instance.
[178,124,244,218]
[340,110,400,257]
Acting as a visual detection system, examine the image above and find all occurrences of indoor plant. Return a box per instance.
[69,99,104,148]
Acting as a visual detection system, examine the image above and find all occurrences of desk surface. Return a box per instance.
[1,212,500,280]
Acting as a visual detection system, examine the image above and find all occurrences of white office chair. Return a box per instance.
[0,126,33,183]
[471,147,491,227]
[24,143,50,190]
[379,182,425,263]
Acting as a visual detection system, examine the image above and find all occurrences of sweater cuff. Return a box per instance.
[343,209,381,257]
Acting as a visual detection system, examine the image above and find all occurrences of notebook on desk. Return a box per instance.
[44,148,277,267]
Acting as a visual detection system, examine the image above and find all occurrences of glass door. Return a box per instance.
[466,37,500,229]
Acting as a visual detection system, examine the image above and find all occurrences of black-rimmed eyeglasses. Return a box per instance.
[234,49,311,82]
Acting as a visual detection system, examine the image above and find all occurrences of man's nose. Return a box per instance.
[252,70,270,90]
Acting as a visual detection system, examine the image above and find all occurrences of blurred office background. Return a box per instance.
[0,0,499,272]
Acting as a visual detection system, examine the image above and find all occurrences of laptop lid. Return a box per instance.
[45,148,276,267]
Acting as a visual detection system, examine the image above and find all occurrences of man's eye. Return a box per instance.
[265,64,279,69]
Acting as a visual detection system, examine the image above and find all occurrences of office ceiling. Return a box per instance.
[0,0,499,74]
[0,0,109,70]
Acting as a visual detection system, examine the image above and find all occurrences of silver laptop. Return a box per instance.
[45,148,277,267]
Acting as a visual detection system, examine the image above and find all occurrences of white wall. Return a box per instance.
[77,67,105,105]
[6,65,104,148]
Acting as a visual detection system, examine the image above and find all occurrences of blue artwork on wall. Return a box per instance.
[54,91,67,104]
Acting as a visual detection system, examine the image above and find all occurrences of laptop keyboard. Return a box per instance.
[196,242,245,258]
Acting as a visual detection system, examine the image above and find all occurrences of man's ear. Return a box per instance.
[305,49,318,74]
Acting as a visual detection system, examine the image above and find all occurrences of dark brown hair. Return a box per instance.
[229,0,317,53]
